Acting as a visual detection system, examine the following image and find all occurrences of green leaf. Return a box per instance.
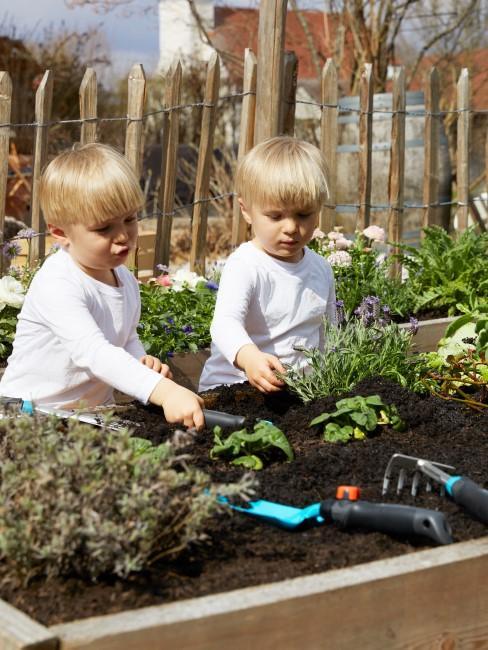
[324,423,353,443]
[232,455,263,470]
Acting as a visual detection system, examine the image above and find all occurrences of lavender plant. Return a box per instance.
[281,297,425,403]
[0,414,250,582]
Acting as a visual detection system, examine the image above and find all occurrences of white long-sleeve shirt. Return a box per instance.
[0,249,162,408]
[199,242,336,391]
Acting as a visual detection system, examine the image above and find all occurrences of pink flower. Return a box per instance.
[156,275,172,287]
[362,225,386,243]
[327,231,343,241]
[313,228,326,240]
[335,237,353,250]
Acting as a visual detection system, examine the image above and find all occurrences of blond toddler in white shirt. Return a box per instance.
[0,143,204,429]
[199,136,336,393]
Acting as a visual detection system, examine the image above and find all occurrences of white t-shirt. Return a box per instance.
[199,242,336,391]
[0,249,162,408]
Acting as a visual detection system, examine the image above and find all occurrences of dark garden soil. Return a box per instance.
[1,377,487,626]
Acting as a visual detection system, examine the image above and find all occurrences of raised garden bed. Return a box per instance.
[1,377,487,649]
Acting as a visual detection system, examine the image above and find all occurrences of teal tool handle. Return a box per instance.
[447,477,488,525]
[320,499,452,545]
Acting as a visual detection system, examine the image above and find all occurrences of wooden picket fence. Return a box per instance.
[0,1,482,279]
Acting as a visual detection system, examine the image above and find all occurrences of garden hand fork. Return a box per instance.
[382,453,488,525]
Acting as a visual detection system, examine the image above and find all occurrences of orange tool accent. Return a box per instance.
[336,485,361,501]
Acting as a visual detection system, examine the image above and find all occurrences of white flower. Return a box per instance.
[328,251,352,267]
[171,269,206,292]
[0,275,25,310]
[313,228,326,240]
[362,225,386,243]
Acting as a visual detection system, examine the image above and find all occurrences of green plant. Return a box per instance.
[210,420,294,470]
[139,278,217,359]
[398,226,488,316]
[282,306,425,403]
[0,414,249,582]
[310,227,415,317]
[309,394,405,443]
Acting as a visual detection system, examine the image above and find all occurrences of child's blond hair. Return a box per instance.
[40,143,144,227]
[235,136,329,211]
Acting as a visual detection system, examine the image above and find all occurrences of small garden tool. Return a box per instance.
[219,485,452,545]
[382,453,488,526]
[0,397,245,431]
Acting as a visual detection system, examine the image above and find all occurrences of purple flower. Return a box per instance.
[335,299,345,325]
[408,316,419,335]
[167,317,174,324]
[156,263,169,273]
[182,325,193,334]
[166,351,174,358]
[49,243,61,253]
[205,281,219,291]
[16,228,36,240]
[2,241,22,260]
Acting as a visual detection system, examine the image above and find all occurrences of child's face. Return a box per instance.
[51,212,138,282]
[239,200,319,263]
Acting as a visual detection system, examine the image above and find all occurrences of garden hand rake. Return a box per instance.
[382,453,488,525]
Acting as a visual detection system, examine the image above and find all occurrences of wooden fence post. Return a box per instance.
[358,63,373,230]
[456,68,470,232]
[281,51,298,136]
[30,70,53,264]
[125,63,146,178]
[79,67,97,145]
[388,67,406,277]
[190,52,220,275]
[422,67,440,233]
[231,48,257,248]
[320,59,337,233]
[0,71,12,276]
[254,0,287,144]
[154,60,182,270]
[125,64,145,273]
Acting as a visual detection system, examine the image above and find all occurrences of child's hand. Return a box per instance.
[140,355,173,379]
[235,344,285,393]
[149,378,205,430]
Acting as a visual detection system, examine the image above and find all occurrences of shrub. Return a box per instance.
[0,414,248,582]
[281,298,425,402]
[139,273,217,359]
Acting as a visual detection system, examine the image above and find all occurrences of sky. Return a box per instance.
[1,1,326,77]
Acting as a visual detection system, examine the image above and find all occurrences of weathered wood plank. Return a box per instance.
[79,68,97,145]
[52,538,488,650]
[320,59,337,233]
[456,68,470,232]
[153,60,182,269]
[124,64,146,273]
[0,599,57,650]
[254,0,287,144]
[0,70,12,276]
[422,67,440,232]
[388,66,406,277]
[231,48,256,247]
[190,52,220,275]
[280,50,298,136]
[30,70,53,264]
[358,63,373,230]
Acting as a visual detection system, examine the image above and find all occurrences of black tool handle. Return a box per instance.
[450,478,488,525]
[203,409,246,429]
[320,499,452,545]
